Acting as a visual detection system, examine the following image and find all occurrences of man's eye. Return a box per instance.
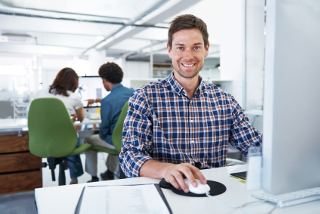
[194,47,200,50]
[178,47,183,50]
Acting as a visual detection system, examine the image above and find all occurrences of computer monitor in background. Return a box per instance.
[75,76,110,107]
[262,0,320,195]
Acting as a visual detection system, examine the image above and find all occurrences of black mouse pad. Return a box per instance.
[159,178,226,197]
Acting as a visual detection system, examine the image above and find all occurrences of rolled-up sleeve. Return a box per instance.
[229,96,262,157]
[119,91,154,177]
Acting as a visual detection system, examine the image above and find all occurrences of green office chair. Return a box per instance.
[91,101,128,178]
[92,101,128,154]
[28,98,92,185]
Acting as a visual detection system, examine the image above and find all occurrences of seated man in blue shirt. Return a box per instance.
[119,14,262,192]
[85,62,134,182]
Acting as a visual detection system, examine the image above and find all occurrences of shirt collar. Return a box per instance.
[167,72,185,95]
[165,71,206,98]
[111,83,122,92]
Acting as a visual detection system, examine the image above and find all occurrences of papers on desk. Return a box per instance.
[89,113,101,120]
[76,184,171,214]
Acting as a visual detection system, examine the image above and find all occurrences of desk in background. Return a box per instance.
[34,165,320,214]
[0,118,101,195]
[0,119,41,195]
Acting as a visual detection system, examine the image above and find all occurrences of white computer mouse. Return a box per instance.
[184,179,210,194]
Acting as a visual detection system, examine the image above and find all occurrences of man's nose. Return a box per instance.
[183,48,193,59]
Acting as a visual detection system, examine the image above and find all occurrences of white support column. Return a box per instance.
[87,49,106,75]
[219,0,246,107]
[149,41,154,78]
[37,56,42,90]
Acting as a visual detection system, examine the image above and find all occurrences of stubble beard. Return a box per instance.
[173,62,203,79]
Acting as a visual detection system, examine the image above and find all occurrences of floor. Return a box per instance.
[0,191,37,214]
[42,152,114,187]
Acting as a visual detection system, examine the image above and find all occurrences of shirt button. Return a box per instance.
[190,140,194,143]
[190,120,194,123]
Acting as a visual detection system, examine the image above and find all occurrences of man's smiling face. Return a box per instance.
[168,28,209,80]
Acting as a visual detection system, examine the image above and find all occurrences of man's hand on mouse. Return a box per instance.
[163,163,207,193]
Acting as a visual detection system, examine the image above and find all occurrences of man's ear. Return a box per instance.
[167,43,172,59]
[204,41,210,57]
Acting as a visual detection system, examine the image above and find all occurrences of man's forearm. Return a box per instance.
[140,159,174,179]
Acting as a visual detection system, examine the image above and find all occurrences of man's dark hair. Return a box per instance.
[168,14,209,49]
[98,62,123,84]
[49,67,78,96]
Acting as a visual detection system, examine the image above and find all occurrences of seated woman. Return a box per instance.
[36,67,84,184]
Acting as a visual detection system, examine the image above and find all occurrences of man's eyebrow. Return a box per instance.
[174,42,203,46]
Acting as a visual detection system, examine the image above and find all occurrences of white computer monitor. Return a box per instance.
[262,0,320,195]
[75,76,110,107]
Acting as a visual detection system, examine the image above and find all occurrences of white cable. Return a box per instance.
[206,192,243,209]
[206,192,277,214]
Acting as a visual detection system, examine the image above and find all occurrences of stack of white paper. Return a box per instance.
[78,184,170,214]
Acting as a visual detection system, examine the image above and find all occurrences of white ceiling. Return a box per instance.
[1,0,163,19]
[0,0,221,61]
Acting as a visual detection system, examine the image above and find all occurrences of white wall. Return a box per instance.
[219,0,245,107]
[123,61,150,79]
[122,61,150,89]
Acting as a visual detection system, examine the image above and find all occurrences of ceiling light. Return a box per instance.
[2,33,32,37]
[1,33,36,44]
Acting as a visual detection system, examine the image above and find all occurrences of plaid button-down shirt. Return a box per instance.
[120,72,262,177]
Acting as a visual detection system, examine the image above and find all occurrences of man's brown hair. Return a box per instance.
[98,62,123,84]
[49,67,78,96]
[168,14,209,49]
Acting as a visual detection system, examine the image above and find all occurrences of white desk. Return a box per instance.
[244,110,263,116]
[0,118,101,146]
[0,118,101,133]
[34,165,320,214]
[74,118,101,126]
[0,118,28,132]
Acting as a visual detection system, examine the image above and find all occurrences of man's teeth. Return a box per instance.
[182,63,194,67]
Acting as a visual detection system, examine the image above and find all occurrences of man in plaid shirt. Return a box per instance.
[119,14,262,193]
